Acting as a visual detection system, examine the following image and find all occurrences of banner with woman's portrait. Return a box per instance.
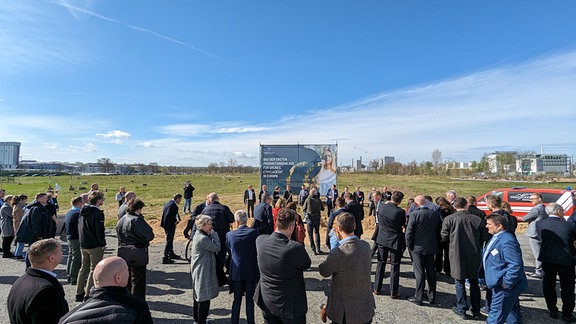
[260,144,337,196]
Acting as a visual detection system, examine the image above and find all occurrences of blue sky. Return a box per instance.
[1,1,576,167]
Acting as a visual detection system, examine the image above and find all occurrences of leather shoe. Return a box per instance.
[407,296,423,306]
[320,304,327,323]
[373,289,384,296]
[390,293,401,299]
[162,258,175,264]
[562,314,576,323]
[549,311,559,319]
[169,253,181,260]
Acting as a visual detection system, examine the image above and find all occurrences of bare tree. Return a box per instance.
[432,149,442,174]
[97,158,114,173]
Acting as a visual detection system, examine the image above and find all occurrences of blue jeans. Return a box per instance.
[455,278,481,314]
[14,242,25,257]
[231,279,256,324]
[183,198,192,213]
[488,285,523,324]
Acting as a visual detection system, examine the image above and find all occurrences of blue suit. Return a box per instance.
[483,231,527,324]
[325,188,338,216]
[226,225,260,324]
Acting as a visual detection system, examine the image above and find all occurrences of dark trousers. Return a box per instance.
[374,245,402,295]
[262,311,306,324]
[307,218,321,251]
[193,299,211,324]
[246,200,255,218]
[216,230,227,266]
[412,253,436,302]
[2,235,14,256]
[542,262,576,316]
[127,265,147,301]
[435,241,450,275]
[163,225,176,259]
[231,279,256,324]
[455,278,481,314]
[368,201,375,216]
[487,285,523,324]
[333,313,372,324]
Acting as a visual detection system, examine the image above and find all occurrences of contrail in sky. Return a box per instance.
[52,0,226,61]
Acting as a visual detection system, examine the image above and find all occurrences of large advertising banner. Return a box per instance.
[260,144,337,196]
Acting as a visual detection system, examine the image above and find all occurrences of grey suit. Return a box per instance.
[522,203,548,276]
[319,237,375,324]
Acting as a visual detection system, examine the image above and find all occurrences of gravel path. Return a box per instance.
[0,227,557,323]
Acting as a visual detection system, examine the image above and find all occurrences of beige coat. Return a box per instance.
[319,237,375,324]
[12,202,25,232]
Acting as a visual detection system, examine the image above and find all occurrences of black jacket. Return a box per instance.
[201,201,234,234]
[406,207,441,255]
[345,200,365,237]
[116,213,155,248]
[376,202,407,251]
[536,216,576,266]
[183,184,195,199]
[59,286,153,324]
[79,205,106,249]
[8,268,69,324]
[161,200,180,228]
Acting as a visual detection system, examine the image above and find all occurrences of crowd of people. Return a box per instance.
[2,181,576,323]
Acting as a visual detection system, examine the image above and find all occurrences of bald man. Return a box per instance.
[59,257,153,324]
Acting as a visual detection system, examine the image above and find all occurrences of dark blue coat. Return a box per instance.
[226,225,260,282]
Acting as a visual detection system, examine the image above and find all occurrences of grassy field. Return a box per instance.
[1,173,571,230]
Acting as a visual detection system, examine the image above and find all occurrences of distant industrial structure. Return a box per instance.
[446,152,573,176]
[0,142,20,170]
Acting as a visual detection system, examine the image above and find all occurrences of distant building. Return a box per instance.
[446,161,472,169]
[384,156,395,165]
[0,142,21,170]
[516,154,571,175]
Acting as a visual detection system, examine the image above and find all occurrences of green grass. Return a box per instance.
[1,173,571,228]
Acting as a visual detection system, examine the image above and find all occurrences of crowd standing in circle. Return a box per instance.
[2,181,576,324]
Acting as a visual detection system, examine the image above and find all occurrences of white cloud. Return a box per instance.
[96,130,131,144]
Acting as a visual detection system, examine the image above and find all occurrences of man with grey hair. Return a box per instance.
[522,192,548,278]
[226,210,259,324]
[536,203,576,322]
[445,190,457,206]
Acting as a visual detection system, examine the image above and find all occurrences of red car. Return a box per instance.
[476,187,574,220]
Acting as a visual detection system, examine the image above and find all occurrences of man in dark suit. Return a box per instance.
[319,212,375,324]
[201,192,235,265]
[161,193,182,264]
[325,184,338,217]
[344,192,365,239]
[373,191,406,298]
[406,195,441,305]
[253,194,274,235]
[303,188,325,255]
[536,203,576,322]
[255,208,311,323]
[467,196,486,219]
[226,210,260,324]
[522,192,548,278]
[353,186,365,205]
[258,185,268,203]
[8,238,69,324]
[244,185,256,218]
[484,213,527,324]
[283,184,293,203]
[441,197,487,320]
